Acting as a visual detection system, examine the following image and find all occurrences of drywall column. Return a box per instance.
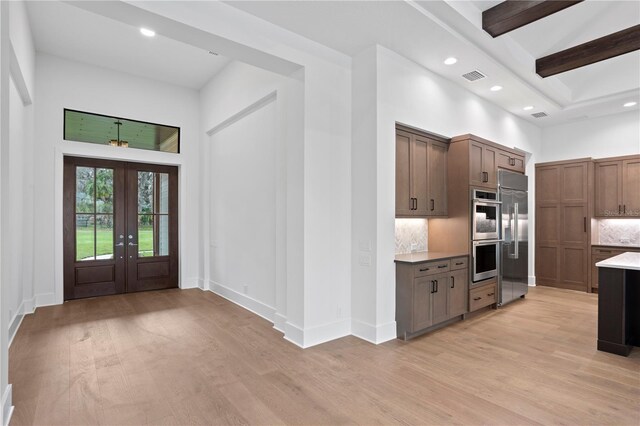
[351,46,395,343]
[0,2,13,423]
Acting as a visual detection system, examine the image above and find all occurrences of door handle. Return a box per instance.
[583,217,586,233]
[430,199,434,211]
[115,242,124,247]
[451,276,454,289]
[128,242,138,246]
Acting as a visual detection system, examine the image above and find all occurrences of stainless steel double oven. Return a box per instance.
[471,189,501,283]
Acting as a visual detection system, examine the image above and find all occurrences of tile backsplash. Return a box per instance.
[597,219,640,246]
[395,218,428,254]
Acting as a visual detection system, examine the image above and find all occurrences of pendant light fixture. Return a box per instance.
[109,121,129,148]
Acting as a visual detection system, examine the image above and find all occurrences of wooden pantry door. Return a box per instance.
[63,157,178,300]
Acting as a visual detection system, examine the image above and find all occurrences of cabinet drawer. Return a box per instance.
[469,282,497,312]
[414,260,450,278]
[450,257,468,271]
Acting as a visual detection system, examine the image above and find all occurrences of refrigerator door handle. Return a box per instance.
[513,202,519,260]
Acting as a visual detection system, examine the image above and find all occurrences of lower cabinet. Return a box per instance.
[469,278,497,312]
[396,256,468,340]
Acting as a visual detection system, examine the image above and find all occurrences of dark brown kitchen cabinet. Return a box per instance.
[396,256,468,340]
[469,279,497,312]
[535,159,592,292]
[594,155,640,217]
[395,126,448,218]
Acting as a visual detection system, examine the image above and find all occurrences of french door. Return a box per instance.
[63,157,178,300]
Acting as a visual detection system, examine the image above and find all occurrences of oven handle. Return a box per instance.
[473,239,503,246]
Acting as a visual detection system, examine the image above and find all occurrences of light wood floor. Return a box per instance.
[9,286,640,425]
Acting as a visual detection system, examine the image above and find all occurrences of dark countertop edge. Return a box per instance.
[394,251,469,264]
[592,244,640,250]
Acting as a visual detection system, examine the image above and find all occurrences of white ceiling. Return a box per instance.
[25,1,231,90]
[24,0,640,126]
[226,0,640,126]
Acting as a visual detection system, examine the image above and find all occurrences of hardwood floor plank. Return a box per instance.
[9,287,640,425]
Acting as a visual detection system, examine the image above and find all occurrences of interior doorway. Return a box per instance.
[63,156,179,300]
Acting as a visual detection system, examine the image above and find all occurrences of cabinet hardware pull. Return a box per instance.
[455,262,463,265]
[419,267,429,272]
[624,205,626,215]
[473,297,482,301]
[414,198,418,210]
[430,199,435,211]
[482,171,488,182]
[437,265,447,268]
[619,205,622,215]
[583,217,586,233]
[431,280,436,294]
[600,250,611,253]
[435,280,438,293]
[487,292,495,297]
[451,277,455,289]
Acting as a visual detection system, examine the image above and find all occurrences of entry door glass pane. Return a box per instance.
[75,166,114,261]
[137,171,170,257]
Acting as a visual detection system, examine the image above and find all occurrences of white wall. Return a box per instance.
[351,45,544,342]
[1,1,36,423]
[33,54,201,306]
[202,61,283,326]
[540,111,640,162]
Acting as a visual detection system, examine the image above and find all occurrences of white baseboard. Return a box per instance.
[2,385,13,426]
[208,280,276,323]
[22,297,35,315]
[197,278,205,290]
[283,321,304,348]
[300,318,351,348]
[351,318,397,344]
[35,292,57,307]
[180,277,200,289]
[273,312,287,333]
[528,275,536,286]
[8,311,24,348]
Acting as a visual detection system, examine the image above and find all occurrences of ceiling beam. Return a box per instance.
[482,1,583,38]
[536,25,640,78]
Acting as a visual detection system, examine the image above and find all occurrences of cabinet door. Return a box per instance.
[431,274,449,325]
[497,150,525,173]
[483,145,498,187]
[469,141,485,187]
[622,158,640,217]
[412,277,432,331]
[427,141,448,216]
[560,246,588,292]
[413,135,430,216]
[536,166,560,204]
[449,268,468,318]
[595,161,622,217]
[561,204,588,245]
[396,131,413,216]
[562,162,589,204]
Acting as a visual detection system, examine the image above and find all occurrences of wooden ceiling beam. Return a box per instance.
[536,25,640,78]
[482,1,583,38]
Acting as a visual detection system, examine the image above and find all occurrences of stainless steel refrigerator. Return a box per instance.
[498,170,528,305]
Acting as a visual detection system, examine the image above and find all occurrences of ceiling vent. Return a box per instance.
[531,112,548,118]
[461,70,486,82]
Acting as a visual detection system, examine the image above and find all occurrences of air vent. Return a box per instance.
[461,70,486,82]
[531,112,548,118]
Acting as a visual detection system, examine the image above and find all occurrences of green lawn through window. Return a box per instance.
[76,226,154,260]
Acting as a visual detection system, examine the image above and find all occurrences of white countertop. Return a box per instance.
[596,252,640,271]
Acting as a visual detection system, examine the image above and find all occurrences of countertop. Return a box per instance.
[394,251,468,264]
[592,244,640,250]
[596,252,640,271]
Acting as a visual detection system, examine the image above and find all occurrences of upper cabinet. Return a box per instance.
[594,155,640,217]
[395,126,448,218]
[450,134,526,190]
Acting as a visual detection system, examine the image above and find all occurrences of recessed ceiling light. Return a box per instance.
[490,85,503,92]
[523,106,534,111]
[623,101,637,107]
[140,28,155,37]
[444,57,457,65]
